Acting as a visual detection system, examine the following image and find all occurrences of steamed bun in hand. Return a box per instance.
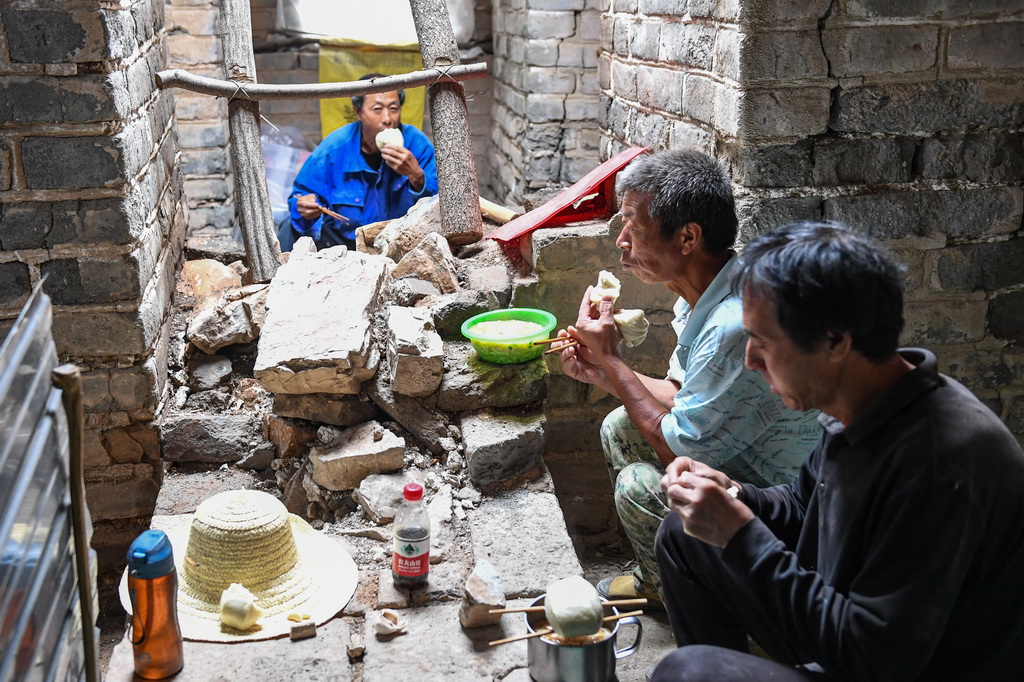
[375,128,404,150]
[589,270,621,306]
[613,309,649,347]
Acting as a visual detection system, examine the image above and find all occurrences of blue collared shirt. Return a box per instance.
[661,255,821,485]
[288,121,438,242]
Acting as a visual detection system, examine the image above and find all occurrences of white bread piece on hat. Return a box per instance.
[544,575,603,638]
[219,583,264,630]
[613,308,649,347]
[589,270,621,306]
[375,128,404,150]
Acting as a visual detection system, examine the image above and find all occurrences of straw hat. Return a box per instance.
[120,489,358,642]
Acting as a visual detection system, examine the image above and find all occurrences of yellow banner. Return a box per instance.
[319,44,425,139]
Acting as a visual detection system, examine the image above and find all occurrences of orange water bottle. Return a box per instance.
[127,529,184,679]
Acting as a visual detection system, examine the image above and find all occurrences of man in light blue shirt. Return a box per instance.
[553,149,821,603]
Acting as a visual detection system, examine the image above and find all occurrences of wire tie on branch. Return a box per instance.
[430,64,459,85]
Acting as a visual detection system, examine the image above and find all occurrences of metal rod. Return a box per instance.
[155,62,489,100]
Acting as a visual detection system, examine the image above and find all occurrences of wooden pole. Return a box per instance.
[221,0,280,282]
[409,0,483,247]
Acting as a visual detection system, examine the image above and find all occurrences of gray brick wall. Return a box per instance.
[0,0,186,603]
[597,0,1024,445]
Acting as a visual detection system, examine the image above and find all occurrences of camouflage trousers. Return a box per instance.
[601,405,669,597]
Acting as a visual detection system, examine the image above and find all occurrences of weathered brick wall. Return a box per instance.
[0,0,188,601]
[165,0,235,236]
[598,1,1024,448]
[488,0,603,205]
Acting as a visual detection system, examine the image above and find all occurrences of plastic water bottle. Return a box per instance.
[127,529,184,679]
[392,483,430,589]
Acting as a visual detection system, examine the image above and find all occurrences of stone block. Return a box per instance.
[104,424,160,464]
[52,310,147,356]
[741,29,829,81]
[187,297,257,353]
[430,289,504,340]
[735,196,823,244]
[525,93,566,122]
[272,393,378,428]
[939,349,1024,394]
[49,198,137,247]
[822,25,938,78]
[833,79,1024,135]
[387,307,444,398]
[462,410,546,489]
[41,256,140,305]
[160,413,263,463]
[524,38,559,66]
[255,249,389,395]
[682,75,720,125]
[949,23,1024,71]
[0,78,61,125]
[526,11,576,40]
[468,488,583,597]
[530,221,614,272]
[393,233,460,295]
[632,20,660,61]
[934,239,1024,293]
[84,465,160,521]
[913,133,1024,184]
[110,364,159,413]
[266,414,318,459]
[22,136,123,190]
[741,86,830,139]
[989,291,1024,344]
[181,147,229,176]
[733,141,813,188]
[166,6,219,35]
[638,64,682,113]
[352,471,426,524]
[177,121,229,148]
[437,342,548,412]
[524,66,577,94]
[0,262,31,309]
[459,559,506,629]
[902,299,988,346]
[812,137,915,185]
[2,8,109,63]
[0,201,50,249]
[823,187,1022,241]
[640,0,687,14]
[308,421,406,491]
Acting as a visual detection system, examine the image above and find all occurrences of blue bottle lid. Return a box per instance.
[127,529,176,579]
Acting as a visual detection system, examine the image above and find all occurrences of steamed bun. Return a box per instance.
[613,309,649,347]
[590,270,621,305]
[544,575,603,638]
[375,128,404,150]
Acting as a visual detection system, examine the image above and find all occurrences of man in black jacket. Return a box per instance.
[652,222,1024,681]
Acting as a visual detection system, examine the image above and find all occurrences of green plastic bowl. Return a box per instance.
[461,308,558,364]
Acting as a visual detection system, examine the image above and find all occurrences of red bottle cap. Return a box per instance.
[403,483,424,501]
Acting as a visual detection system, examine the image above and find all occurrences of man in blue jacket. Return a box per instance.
[277,74,438,251]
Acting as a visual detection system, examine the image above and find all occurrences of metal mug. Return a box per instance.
[525,594,643,682]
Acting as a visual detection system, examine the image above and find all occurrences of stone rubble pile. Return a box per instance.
[162,195,551,527]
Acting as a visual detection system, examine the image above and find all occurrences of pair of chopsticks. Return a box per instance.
[317,204,350,224]
[534,336,579,354]
[488,609,645,646]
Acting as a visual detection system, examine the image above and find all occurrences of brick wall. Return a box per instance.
[165,0,234,236]
[0,0,188,602]
[598,1,1024,448]
[488,0,603,205]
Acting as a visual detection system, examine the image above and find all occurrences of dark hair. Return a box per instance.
[615,149,738,255]
[350,73,406,111]
[731,222,906,362]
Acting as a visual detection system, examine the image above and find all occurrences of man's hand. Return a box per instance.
[571,287,623,362]
[553,328,607,386]
[661,457,753,548]
[381,145,425,191]
[295,193,323,220]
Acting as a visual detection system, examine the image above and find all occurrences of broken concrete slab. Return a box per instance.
[459,559,506,629]
[469,487,583,598]
[177,258,241,298]
[387,306,443,398]
[160,413,263,463]
[353,471,427,524]
[375,194,441,263]
[392,232,460,295]
[461,410,546,490]
[366,367,450,455]
[187,353,232,390]
[309,421,406,491]
[272,392,379,427]
[255,249,390,395]
[386,276,441,307]
[437,342,548,412]
[187,297,257,354]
